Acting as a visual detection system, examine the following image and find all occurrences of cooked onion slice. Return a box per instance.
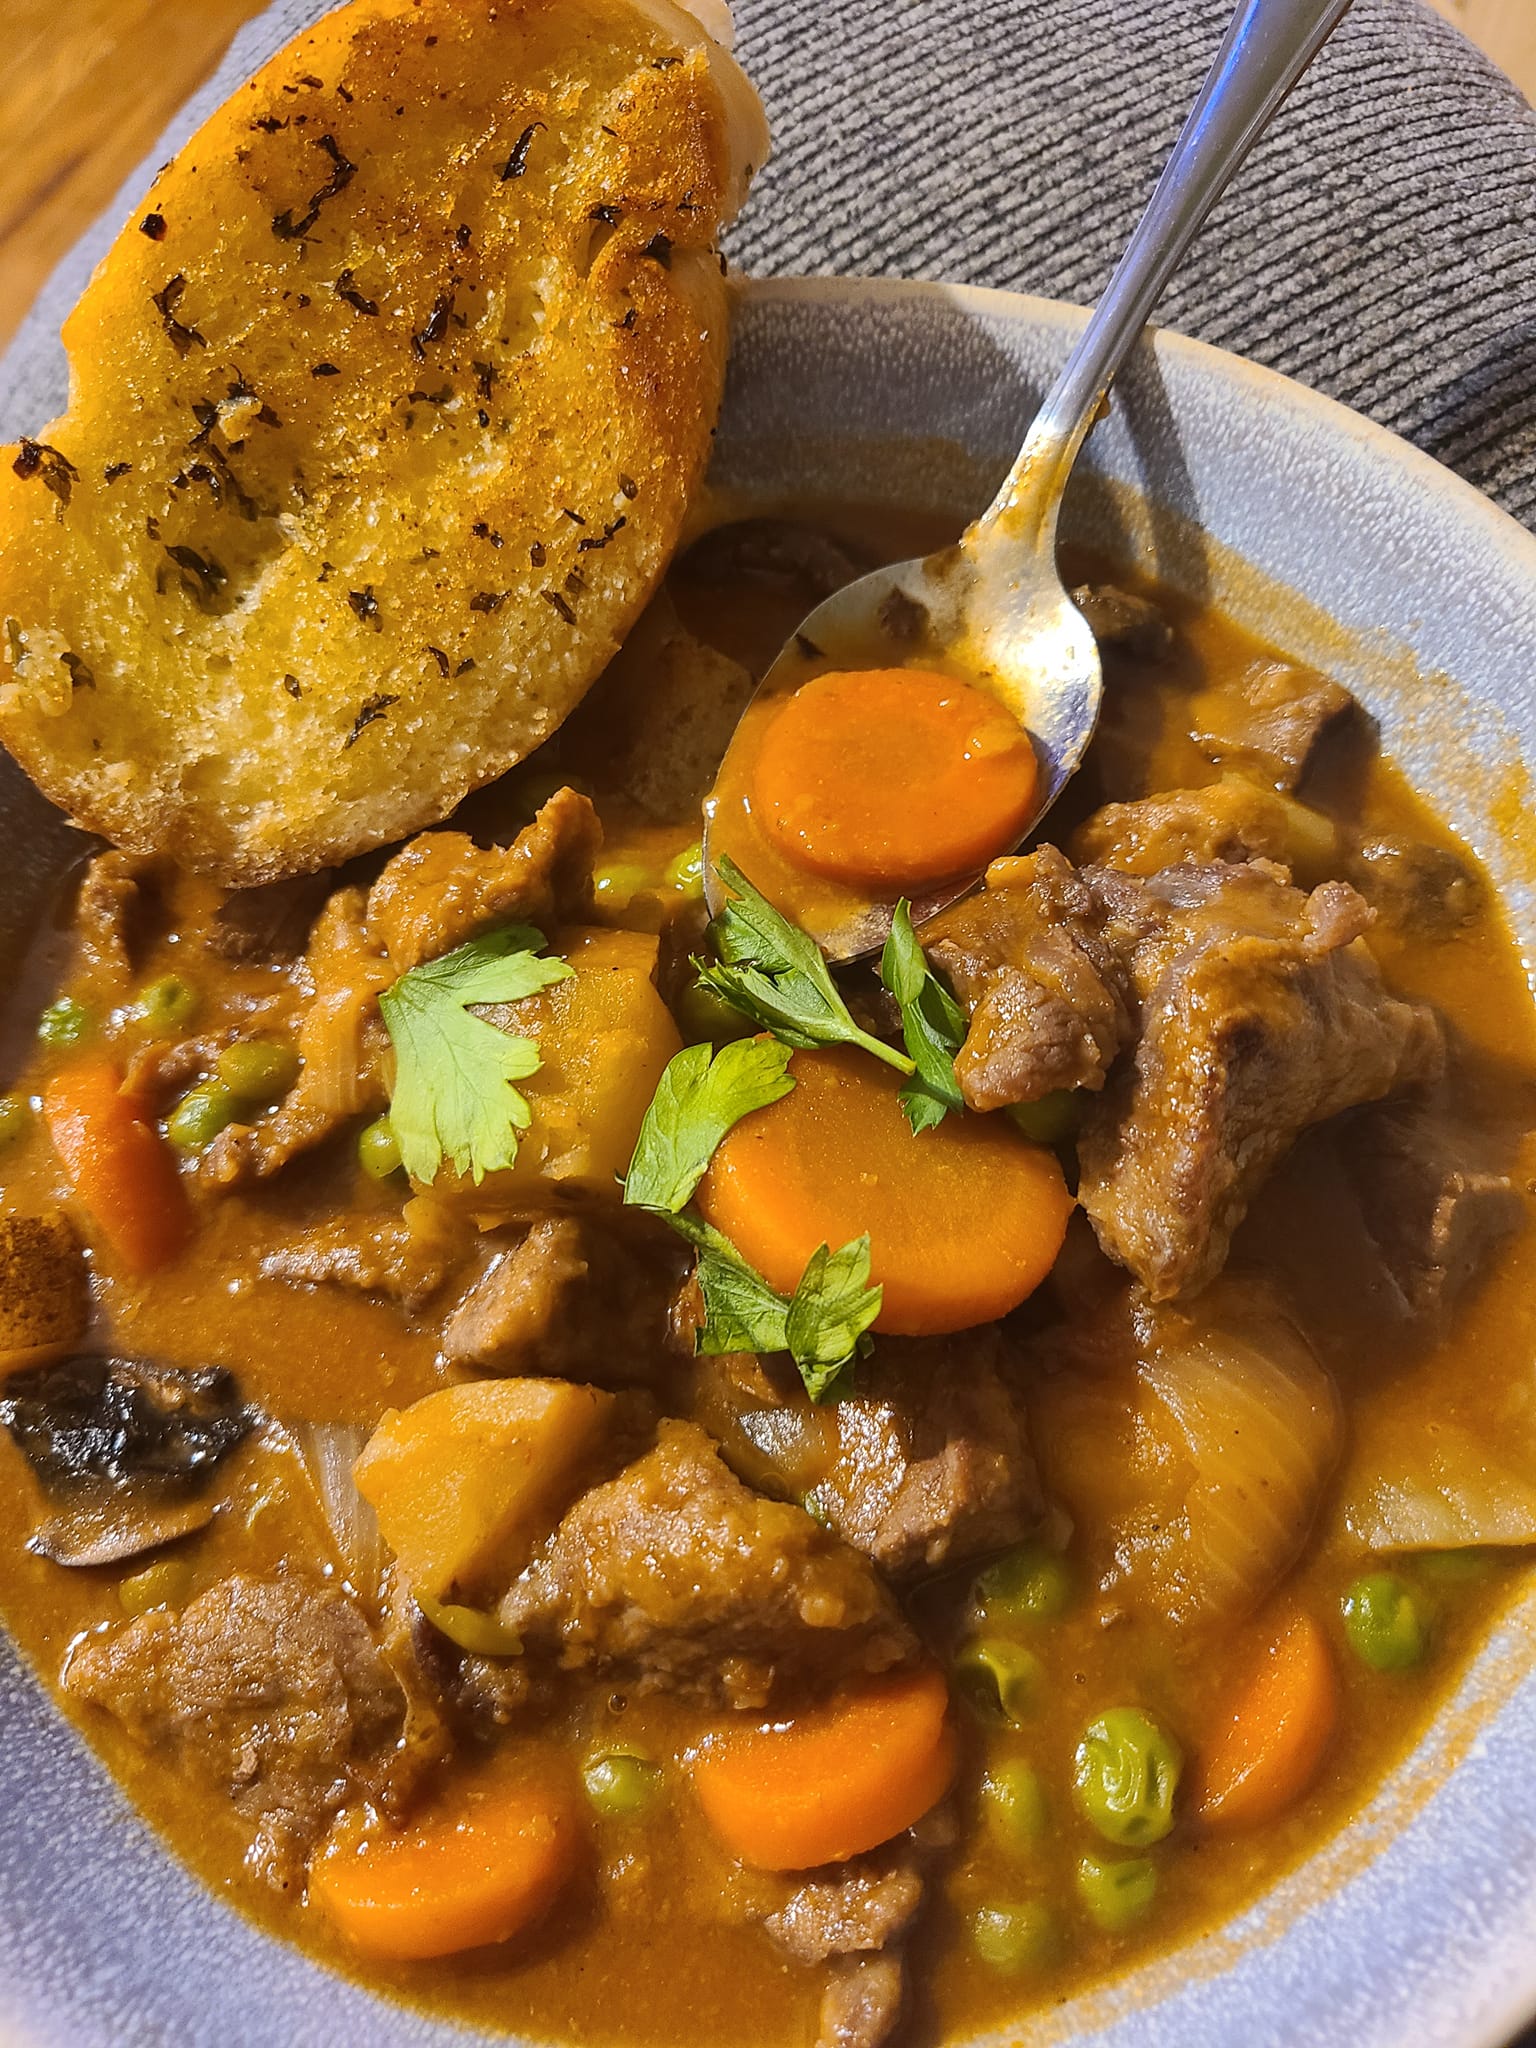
[1344,1424,1536,1551]
[1125,1294,1344,1624]
[291,1421,384,1605]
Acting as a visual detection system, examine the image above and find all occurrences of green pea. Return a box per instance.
[1006,1091,1081,1146]
[166,1081,239,1152]
[592,860,656,911]
[357,1115,403,1180]
[974,1539,1074,1624]
[582,1751,662,1818]
[0,1094,29,1151]
[664,840,706,898]
[1342,1573,1426,1672]
[134,973,199,1036]
[416,1590,524,1658]
[37,996,93,1050]
[1072,1708,1182,1847]
[118,1557,195,1615]
[216,1038,300,1103]
[672,977,754,1046]
[980,1759,1048,1853]
[1077,1853,1157,1933]
[970,1901,1058,1973]
[955,1638,1043,1726]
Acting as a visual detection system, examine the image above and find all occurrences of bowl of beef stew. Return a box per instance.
[1,275,1535,2048]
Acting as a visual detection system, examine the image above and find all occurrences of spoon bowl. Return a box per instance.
[703,0,1353,959]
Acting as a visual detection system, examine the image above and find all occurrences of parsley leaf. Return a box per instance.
[694,856,914,1076]
[379,923,572,1185]
[784,1236,882,1400]
[667,1211,881,1403]
[879,898,968,1133]
[623,1038,796,1214]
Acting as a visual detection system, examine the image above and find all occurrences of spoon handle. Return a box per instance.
[986,0,1354,545]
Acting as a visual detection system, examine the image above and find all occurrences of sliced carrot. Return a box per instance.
[1195,1612,1339,1831]
[692,1665,957,1870]
[696,1046,1072,1334]
[43,1059,190,1274]
[752,667,1039,890]
[309,1780,578,1962]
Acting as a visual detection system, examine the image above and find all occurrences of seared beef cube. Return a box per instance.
[1069,582,1173,660]
[500,1420,915,1710]
[365,786,600,971]
[1348,835,1483,939]
[1069,778,1336,879]
[926,847,1134,1109]
[260,1215,456,1310]
[1079,863,1443,1298]
[442,1213,680,1384]
[73,849,157,981]
[817,1955,905,2048]
[1187,659,1354,791]
[807,1331,1043,1577]
[208,872,331,963]
[1345,1105,1523,1320]
[765,1845,925,1964]
[64,1574,422,1889]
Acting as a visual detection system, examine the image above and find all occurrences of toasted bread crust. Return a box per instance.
[0,0,761,882]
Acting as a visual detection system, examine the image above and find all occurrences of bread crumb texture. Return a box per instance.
[0,0,760,882]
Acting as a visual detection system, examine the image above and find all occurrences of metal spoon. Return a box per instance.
[703,0,1354,960]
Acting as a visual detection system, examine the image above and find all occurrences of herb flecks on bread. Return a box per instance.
[0,0,765,883]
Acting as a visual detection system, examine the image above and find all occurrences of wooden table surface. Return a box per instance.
[2,0,1532,360]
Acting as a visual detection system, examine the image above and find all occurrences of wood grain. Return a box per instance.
[0,0,1531,358]
[1428,0,1536,96]
[0,0,266,351]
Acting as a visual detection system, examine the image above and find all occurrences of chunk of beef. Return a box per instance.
[817,1956,905,2048]
[926,847,1135,1108]
[0,1210,88,1353]
[500,1420,915,1710]
[442,1213,680,1385]
[1187,660,1354,791]
[1344,1105,1524,1321]
[765,1846,925,1964]
[1347,835,1483,939]
[74,849,157,981]
[366,787,601,972]
[809,1332,1042,1577]
[1069,581,1173,660]
[200,885,390,1188]
[1069,777,1336,880]
[1079,862,1443,1298]
[208,873,332,964]
[260,1215,458,1312]
[64,1574,419,1889]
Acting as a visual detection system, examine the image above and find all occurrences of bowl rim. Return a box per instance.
[1,268,1534,2048]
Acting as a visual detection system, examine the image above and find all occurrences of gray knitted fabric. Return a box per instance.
[3,0,1534,533]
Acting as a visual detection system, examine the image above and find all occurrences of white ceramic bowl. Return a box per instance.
[1,276,1534,2048]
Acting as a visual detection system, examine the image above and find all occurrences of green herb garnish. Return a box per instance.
[669,1212,881,1403]
[694,856,914,1075]
[379,923,572,1184]
[878,898,967,1132]
[623,1038,796,1214]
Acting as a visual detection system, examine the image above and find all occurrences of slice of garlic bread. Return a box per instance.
[0,0,766,883]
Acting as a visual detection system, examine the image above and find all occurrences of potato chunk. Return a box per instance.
[355,1378,614,1604]
[430,926,683,1213]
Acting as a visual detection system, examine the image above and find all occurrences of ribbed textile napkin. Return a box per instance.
[2,0,1534,532]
